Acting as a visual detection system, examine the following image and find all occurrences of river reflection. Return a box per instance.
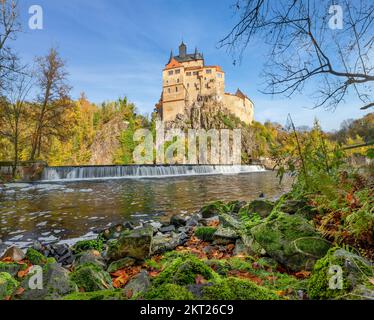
[0,171,292,249]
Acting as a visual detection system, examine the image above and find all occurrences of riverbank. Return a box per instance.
[1,192,373,300]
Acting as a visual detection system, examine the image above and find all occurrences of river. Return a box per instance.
[0,171,291,251]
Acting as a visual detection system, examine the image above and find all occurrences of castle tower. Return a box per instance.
[159,43,254,124]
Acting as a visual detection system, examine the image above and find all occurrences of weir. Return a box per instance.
[41,164,266,181]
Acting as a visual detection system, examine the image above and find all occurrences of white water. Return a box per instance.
[41,165,266,181]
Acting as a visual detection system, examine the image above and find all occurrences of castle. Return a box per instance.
[156,42,254,124]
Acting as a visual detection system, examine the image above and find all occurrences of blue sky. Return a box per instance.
[14,0,371,131]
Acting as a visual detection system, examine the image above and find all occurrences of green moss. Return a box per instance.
[307,248,369,300]
[63,289,125,300]
[0,261,27,277]
[251,212,331,271]
[144,283,194,300]
[200,201,230,218]
[202,277,280,300]
[72,239,104,254]
[25,248,47,265]
[195,227,217,242]
[154,252,219,286]
[144,258,163,270]
[107,257,135,273]
[70,263,113,292]
[0,272,19,300]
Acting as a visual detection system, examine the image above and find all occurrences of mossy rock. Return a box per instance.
[0,261,27,277]
[107,226,153,261]
[73,250,106,270]
[251,212,331,271]
[63,289,125,300]
[19,261,78,300]
[213,226,239,245]
[153,252,219,286]
[0,272,19,300]
[199,201,228,218]
[72,239,104,254]
[246,200,275,218]
[70,263,113,292]
[279,199,316,220]
[25,248,47,265]
[202,277,280,300]
[226,200,247,213]
[144,283,194,300]
[107,257,136,273]
[195,227,217,242]
[308,248,374,300]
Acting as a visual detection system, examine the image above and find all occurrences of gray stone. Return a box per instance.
[73,250,106,270]
[150,222,162,231]
[246,200,274,218]
[151,232,187,254]
[123,270,150,297]
[107,257,136,273]
[160,225,176,233]
[170,215,187,227]
[107,226,153,261]
[19,262,78,300]
[1,246,25,262]
[213,227,239,245]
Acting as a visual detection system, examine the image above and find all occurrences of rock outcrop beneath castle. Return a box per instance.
[161,94,257,164]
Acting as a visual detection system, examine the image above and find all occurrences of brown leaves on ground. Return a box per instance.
[176,236,235,260]
[111,265,141,289]
[227,270,264,285]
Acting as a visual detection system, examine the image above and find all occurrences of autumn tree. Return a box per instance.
[30,48,73,160]
[0,73,33,176]
[221,0,374,110]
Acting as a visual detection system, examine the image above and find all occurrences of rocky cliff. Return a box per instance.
[89,116,128,165]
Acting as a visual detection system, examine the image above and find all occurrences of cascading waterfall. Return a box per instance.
[41,165,266,181]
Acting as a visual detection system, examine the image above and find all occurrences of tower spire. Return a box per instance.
[168,50,173,63]
[179,41,187,57]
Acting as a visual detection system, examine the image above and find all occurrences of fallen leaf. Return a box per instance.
[15,287,25,296]
[294,271,311,279]
[17,266,32,278]
[125,288,133,299]
[195,274,207,285]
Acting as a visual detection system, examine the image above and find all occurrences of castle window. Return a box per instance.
[176,87,178,92]
[186,72,191,76]
[217,73,222,78]
[187,83,190,88]
[168,70,174,75]
[177,78,180,83]
[167,88,171,93]
[175,69,180,74]
[193,71,198,75]
[206,69,212,74]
